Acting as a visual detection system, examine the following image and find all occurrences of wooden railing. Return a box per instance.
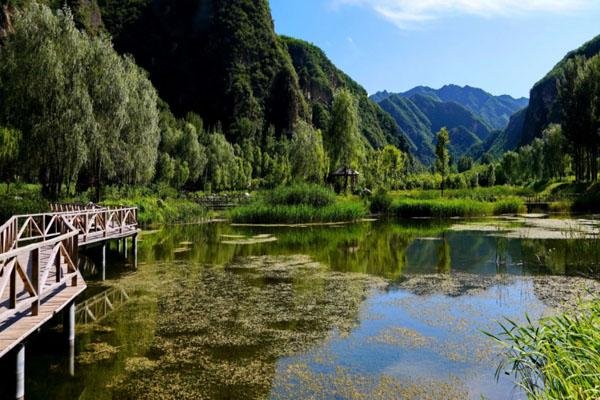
[0,215,80,324]
[60,207,138,244]
[0,205,138,327]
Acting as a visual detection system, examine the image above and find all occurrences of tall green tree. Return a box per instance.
[289,121,328,183]
[0,126,20,189]
[435,127,450,195]
[328,89,363,171]
[0,3,160,198]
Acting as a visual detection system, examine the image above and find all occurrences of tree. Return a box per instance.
[457,156,474,173]
[435,128,450,195]
[289,121,328,183]
[178,123,207,186]
[0,127,20,190]
[379,145,406,190]
[0,3,160,198]
[328,89,363,171]
[541,124,568,180]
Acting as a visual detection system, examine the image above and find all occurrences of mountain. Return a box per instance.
[89,0,408,153]
[282,36,409,151]
[372,85,528,131]
[518,34,600,146]
[377,93,492,164]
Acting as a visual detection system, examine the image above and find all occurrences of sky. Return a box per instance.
[269,0,600,99]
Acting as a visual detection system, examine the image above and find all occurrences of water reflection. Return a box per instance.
[2,220,598,400]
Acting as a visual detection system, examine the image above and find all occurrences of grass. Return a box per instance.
[229,200,367,224]
[101,196,208,226]
[389,197,526,218]
[229,184,367,224]
[486,300,600,400]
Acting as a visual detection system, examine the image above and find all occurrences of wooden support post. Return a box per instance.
[123,238,128,259]
[68,340,75,377]
[101,243,106,281]
[15,343,25,400]
[31,248,40,316]
[64,301,75,345]
[132,234,138,269]
[116,239,121,253]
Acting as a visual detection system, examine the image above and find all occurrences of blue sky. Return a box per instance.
[270,0,600,98]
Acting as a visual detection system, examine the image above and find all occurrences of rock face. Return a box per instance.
[90,0,409,152]
[518,34,600,146]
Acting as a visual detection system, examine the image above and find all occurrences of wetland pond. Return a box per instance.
[2,217,599,400]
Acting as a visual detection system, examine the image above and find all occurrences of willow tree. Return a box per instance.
[0,4,92,198]
[289,120,328,183]
[328,89,363,171]
[0,3,160,199]
[0,126,20,190]
[435,128,450,195]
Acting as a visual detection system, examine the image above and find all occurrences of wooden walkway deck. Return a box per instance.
[0,205,139,359]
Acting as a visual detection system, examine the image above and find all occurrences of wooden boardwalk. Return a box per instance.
[0,205,139,359]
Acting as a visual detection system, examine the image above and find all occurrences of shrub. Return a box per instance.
[369,190,392,214]
[493,197,526,215]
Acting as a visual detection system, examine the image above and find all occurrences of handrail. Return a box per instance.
[0,229,78,263]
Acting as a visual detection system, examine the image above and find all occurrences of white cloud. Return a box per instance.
[332,0,593,28]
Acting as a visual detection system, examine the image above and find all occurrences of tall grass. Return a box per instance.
[102,196,208,226]
[229,200,366,224]
[486,301,600,399]
[389,197,525,218]
[229,184,366,224]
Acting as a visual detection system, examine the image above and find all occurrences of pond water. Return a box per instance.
[1,218,599,400]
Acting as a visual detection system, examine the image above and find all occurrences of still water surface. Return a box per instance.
[2,218,599,400]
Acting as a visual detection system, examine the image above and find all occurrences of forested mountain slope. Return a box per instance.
[373,85,528,130]
[92,0,408,151]
[376,93,493,164]
[518,34,600,146]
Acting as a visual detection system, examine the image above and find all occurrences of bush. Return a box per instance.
[265,183,336,207]
[369,190,392,214]
[493,197,526,215]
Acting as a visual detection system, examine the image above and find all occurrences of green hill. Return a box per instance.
[377,93,490,164]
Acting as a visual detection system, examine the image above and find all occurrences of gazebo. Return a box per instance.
[329,167,360,193]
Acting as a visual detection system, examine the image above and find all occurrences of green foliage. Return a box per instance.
[0,126,20,181]
[362,145,407,191]
[229,200,366,224]
[102,195,207,226]
[488,300,600,399]
[388,195,525,218]
[328,89,364,171]
[289,121,328,183]
[557,54,600,182]
[264,183,336,208]
[0,3,159,198]
[0,183,48,222]
[435,127,450,194]
[369,190,392,214]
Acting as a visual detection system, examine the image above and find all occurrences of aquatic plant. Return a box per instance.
[487,300,600,400]
[229,200,367,224]
[389,197,525,218]
[264,183,336,207]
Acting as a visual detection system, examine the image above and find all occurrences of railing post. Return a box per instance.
[55,245,62,283]
[9,261,16,309]
[31,248,40,316]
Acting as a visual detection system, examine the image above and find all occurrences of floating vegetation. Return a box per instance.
[221,234,278,245]
[272,364,469,400]
[173,247,191,253]
[369,327,431,348]
[111,255,387,399]
[76,342,119,365]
